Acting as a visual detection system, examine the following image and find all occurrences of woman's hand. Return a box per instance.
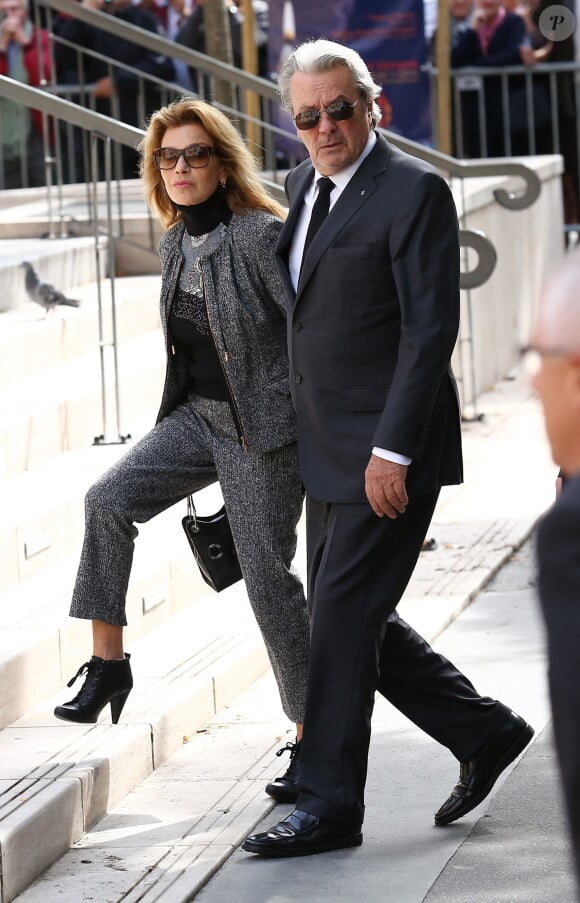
[520,42,553,65]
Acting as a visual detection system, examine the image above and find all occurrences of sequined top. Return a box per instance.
[167,227,228,401]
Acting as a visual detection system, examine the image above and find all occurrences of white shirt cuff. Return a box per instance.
[372,447,412,466]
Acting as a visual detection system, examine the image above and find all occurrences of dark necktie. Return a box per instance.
[302,177,335,258]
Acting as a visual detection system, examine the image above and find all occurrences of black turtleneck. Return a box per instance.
[176,185,232,236]
[168,189,232,402]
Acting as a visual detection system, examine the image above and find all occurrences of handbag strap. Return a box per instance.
[186,495,198,529]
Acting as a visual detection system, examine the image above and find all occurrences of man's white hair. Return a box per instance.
[277,39,382,127]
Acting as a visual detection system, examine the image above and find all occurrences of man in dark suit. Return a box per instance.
[243,39,533,858]
[532,252,580,889]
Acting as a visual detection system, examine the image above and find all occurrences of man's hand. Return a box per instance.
[0,13,27,47]
[365,455,408,519]
[93,76,113,98]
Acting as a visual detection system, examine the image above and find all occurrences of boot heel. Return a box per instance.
[110,690,131,724]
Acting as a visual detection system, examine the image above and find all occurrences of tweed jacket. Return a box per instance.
[155,210,296,452]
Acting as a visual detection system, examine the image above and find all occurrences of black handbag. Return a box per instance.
[181,496,243,592]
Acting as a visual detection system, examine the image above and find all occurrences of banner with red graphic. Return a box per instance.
[268,0,432,163]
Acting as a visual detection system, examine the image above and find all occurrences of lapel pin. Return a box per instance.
[361,190,366,196]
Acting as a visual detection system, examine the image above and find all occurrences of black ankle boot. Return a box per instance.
[54,654,133,724]
[265,739,301,803]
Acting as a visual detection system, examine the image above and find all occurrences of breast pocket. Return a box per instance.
[328,243,375,260]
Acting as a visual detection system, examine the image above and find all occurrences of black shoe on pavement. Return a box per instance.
[242,808,363,857]
[434,711,534,826]
[265,739,301,803]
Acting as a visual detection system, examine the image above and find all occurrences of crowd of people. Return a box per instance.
[1,0,579,219]
[438,0,579,221]
[0,0,267,185]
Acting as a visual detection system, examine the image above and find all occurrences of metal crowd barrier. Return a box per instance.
[428,61,580,226]
[445,61,579,158]
[1,9,545,421]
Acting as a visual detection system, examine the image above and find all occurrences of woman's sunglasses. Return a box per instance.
[293,99,360,131]
[153,144,218,170]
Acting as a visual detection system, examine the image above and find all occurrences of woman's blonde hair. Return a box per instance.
[139,98,286,229]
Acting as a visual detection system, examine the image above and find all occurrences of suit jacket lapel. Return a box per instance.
[276,164,313,303]
[297,137,391,297]
[277,136,392,307]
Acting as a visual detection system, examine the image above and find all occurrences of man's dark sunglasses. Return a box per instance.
[153,144,218,170]
[293,99,360,131]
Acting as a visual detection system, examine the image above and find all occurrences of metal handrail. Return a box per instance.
[0,70,543,420]
[40,0,279,101]
[0,75,142,146]
[448,60,580,75]
[38,0,541,210]
[0,73,533,290]
[0,75,286,203]
[52,33,187,98]
[382,131,541,211]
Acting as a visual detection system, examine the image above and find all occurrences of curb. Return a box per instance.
[100,521,542,903]
[0,619,270,902]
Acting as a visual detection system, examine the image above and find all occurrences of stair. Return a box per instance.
[0,230,278,901]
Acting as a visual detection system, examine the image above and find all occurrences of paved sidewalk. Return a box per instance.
[4,372,566,902]
[15,538,575,903]
[196,540,573,903]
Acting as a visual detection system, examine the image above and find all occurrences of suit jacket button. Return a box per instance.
[293,322,302,332]
[295,374,302,384]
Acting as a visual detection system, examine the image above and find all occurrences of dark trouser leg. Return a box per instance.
[70,401,217,626]
[378,613,509,762]
[298,491,506,827]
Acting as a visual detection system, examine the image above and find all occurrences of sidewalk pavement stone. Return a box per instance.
[8,372,567,902]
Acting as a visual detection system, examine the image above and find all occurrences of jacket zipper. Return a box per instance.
[156,270,178,422]
[196,259,249,451]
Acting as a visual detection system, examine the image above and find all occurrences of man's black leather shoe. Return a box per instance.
[434,711,534,826]
[242,809,363,857]
[265,739,301,803]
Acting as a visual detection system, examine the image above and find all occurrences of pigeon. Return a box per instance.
[20,261,81,315]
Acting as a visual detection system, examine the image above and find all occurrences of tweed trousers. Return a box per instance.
[70,394,309,723]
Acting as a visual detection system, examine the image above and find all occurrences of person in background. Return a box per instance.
[145,0,193,90]
[451,0,528,156]
[176,0,268,98]
[531,249,580,891]
[52,99,310,782]
[518,0,579,223]
[0,0,51,188]
[430,0,474,58]
[54,0,174,179]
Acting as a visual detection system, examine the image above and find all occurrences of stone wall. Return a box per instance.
[451,155,564,410]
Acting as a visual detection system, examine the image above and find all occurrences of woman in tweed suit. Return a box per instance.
[53,99,310,769]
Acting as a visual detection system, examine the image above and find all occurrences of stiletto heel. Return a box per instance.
[110,689,131,724]
[54,654,133,724]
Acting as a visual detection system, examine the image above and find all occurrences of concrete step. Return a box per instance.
[0,274,161,386]
[0,451,229,728]
[0,327,165,478]
[0,585,272,903]
[0,443,128,594]
[0,237,100,312]
[0,186,163,277]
